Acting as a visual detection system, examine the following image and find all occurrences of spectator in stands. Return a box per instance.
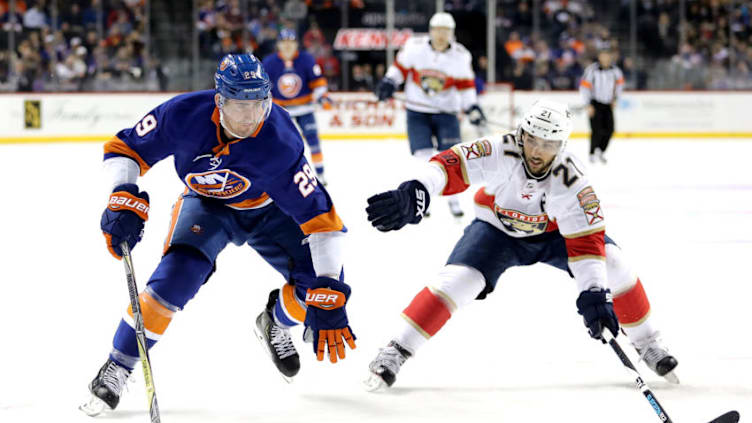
[23,1,46,29]
[351,63,373,91]
[548,58,577,90]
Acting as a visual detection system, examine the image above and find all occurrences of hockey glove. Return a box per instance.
[576,287,620,341]
[317,94,334,110]
[366,180,430,232]
[375,77,397,101]
[465,104,487,126]
[101,183,149,260]
[304,277,357,363]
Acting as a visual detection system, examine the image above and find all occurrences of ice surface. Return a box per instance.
[0,137,749,423]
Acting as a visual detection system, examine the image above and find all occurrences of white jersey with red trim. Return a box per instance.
[385,35,477,114]
[415,133,608,291]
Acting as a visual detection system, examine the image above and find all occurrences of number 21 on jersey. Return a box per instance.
[294,163,318,197]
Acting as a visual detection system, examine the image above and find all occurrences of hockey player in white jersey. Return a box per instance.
[375,12,487,217]
[363,99,678,390]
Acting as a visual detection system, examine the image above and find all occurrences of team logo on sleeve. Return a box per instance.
[418,69,448,96]
[461,139,493,160]
[185,170,251,199]
[278,73,303,98]
[577,186,603,225]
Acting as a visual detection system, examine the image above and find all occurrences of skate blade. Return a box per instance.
[362,372,389,393]
[253,325,295,384]
[662,370,680,384]
[78,395,110,417]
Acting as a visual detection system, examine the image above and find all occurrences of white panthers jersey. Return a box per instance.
[416,133,608,291]
[385,35,477,114]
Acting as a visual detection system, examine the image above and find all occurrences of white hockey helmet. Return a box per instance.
[516,98,573,147]
[516,99,573,177]
[429,12,456,29]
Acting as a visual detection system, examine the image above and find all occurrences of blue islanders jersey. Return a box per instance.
[103,90,343,235]
[263,51,327,115]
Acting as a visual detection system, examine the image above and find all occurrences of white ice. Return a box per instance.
[0,137,750,423]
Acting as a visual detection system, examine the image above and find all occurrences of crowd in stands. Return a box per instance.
[0,0,166,91]
[2,0,751,92]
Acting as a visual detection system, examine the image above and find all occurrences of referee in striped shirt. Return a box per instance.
[579,49,624,164]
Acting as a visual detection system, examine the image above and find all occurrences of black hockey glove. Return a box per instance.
[101,183,150,259]
[576,287,620,341]
[375,77,397,101]
[465,104,487,126]
[366,180,430,232]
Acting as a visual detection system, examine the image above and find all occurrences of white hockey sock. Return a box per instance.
[394,265,485,355]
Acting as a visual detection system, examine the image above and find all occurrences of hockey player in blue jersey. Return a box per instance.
[80,53,356,416]
[263,29,332,185]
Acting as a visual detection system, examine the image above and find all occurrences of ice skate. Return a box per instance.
[448,198,464,218]
[597,149,608,164]
[254,289,300,382]
[364,341,411,392]
[79,359,132,417]
[633,333,679,384]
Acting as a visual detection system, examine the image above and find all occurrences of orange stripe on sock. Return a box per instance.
[613,278,651,325]
[402,287,451,338]
[311,152,324,163]
[282,283,307,323]
[127,292,175,335]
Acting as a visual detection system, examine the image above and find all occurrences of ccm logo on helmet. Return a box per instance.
[305,288,346,310]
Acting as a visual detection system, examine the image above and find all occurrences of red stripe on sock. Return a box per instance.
[613,278,651,324]
[403,287,451,337]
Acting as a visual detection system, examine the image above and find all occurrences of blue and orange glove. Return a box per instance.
[304,277,356,363]
[317,94,334,110]
[100,183,149,259]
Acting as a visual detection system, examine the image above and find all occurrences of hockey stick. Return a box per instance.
[602,331,739,423]
[390,94,514,130]
[121,242,162,423]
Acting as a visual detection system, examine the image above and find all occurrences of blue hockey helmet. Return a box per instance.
[214,53,271,101]
[278,28,297,41]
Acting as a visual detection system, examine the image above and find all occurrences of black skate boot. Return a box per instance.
[364,340,412,391]
[634,333,679,383]
[79,359,132,416]
[254,289,300,382]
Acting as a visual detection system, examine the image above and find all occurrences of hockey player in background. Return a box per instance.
[375,12,487,217]
[80,53,356,416]
[363,99,678,390]
[263,29,333,185]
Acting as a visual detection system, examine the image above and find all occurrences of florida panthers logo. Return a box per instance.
[278,73,303,98]
[419,69,448,96]
[185,170,251,199]
[495,207,550,235]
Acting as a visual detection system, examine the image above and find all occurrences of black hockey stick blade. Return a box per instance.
[708,411,740,423]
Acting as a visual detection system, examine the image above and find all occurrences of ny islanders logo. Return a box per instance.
[278,73,303,98]
[419,69,448,96]
[185,170,251,199]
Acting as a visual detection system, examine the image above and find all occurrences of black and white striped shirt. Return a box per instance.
[579,63,624,105]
